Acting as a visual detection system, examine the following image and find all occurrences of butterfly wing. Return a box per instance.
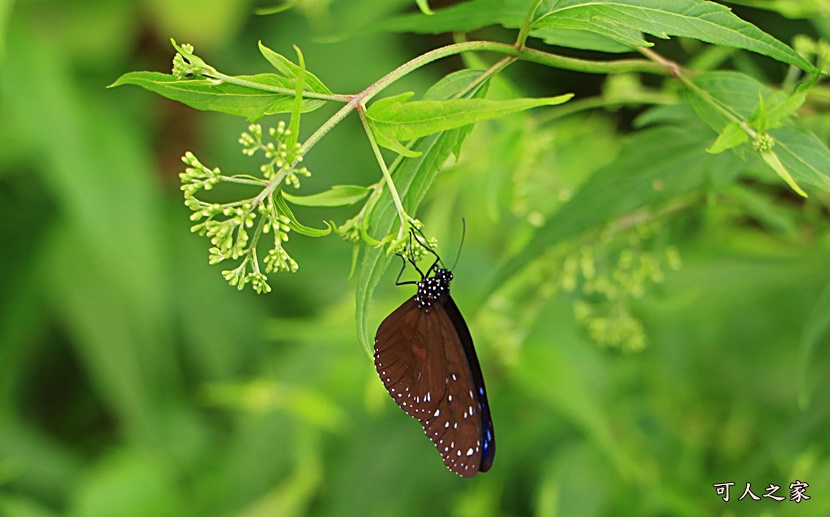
[374,293,496,477]
[443,295,495,472]
[417,299,488,477]
[374,298,448,419]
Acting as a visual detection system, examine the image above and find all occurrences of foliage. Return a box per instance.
[2,0,830,516]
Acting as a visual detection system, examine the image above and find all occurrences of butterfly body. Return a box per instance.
[374,266,495,477]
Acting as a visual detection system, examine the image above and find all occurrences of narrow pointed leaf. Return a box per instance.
[287,45,306,149]
[749,90,807,130]
[708,122,748,154]
[258,42,332,96]
[531,27,638,53]
[760,150,808,198]
[770,126,830,193]
[532,0,815,72]
[416,0,434,14]
[276,192,331,236]
[111,72,325,121]
[282,185,371,207]
[367,93,572,153]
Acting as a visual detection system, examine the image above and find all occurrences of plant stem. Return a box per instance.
[221,176,267,187]
[357,106,408,234]
[637,47,682,77]
[207,71,350,102]
[638,46,755,136]
[517,0,544,49]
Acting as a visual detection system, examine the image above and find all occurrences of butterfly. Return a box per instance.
[373,230,495,477]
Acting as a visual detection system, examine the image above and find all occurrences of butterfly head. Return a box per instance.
[415,268,453,309]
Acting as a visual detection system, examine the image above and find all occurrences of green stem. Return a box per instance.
[460,55,516,97]
[638,47,756,137]
[357,106,408,235]
[516,44,668,75]
[213,199,255,209]
[221,176,268,187]
[207,71,350,102]
[516,0,544,49]
[637,47,681,77]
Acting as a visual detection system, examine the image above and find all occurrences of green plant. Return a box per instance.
[113,0,830,353]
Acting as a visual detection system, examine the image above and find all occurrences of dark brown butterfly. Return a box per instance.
[373,234,495,477]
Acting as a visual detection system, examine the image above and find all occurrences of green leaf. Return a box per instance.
[727,0,829,19]
[799,279,830,407]
[770,126,830,193]
[535,6,649,48]
[532,0,815,72]
[749,90,807,130]
[422,69,486,101]
[382,0,529,34]
[707,121,748,154]
[258,42,332,96]
[422,69,492,159]
[367,93,573,154]
[485,118,742,298]
[371,121,425,158]
[760,149,808,198]
[111,72,326,121]
[530,27,637,53]
[416,0,434,15]
[282,185,371,207]
[688,71,770,131]
[287,45,306,149]
[276,192,332,237]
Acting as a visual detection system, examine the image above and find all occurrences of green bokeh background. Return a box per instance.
[2,1,830,516]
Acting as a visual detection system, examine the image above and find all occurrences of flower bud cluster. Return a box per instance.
[562,222,682,351]
[240,122,310,187]
[179,122,310,293]
[180,152,221,198]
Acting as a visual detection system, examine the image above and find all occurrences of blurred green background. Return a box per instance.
[2,1,830,516]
